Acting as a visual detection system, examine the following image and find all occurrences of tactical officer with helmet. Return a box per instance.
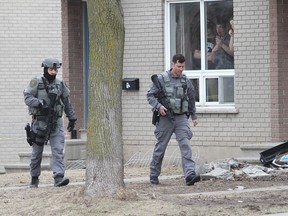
[24,57,77,188]
[147,54,200,186]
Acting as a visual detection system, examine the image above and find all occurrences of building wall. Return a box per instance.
[0,0,282,167]
[0,0,62,166]
[270,0,288,141]
[121,0,272,164]
[232,0,271,143]
[62,0,84,135]
[121,0,166,163]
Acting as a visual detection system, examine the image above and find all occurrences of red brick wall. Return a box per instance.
[62,0,84,138]
[270,0,288,141]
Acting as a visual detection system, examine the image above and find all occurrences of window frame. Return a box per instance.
[164,0,236,110]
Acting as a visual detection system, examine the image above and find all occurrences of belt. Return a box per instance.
[173,113,185,116]
[33,115,47,120]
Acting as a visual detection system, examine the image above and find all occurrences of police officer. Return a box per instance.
[147,54,200,186]
[24,57,77,188]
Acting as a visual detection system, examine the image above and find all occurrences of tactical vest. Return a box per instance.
[28,77,64,118]
[29,77,65,141]
[161,71,189,114]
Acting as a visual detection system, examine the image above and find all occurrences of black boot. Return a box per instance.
[185,175,200,186]
[30,176,39,188]
[54,176,69,187]
[150,176,159,185]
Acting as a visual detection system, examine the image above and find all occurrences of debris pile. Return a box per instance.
[199,157,288,181]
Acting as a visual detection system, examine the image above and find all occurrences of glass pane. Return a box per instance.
[170,3,200,70]
[205,1,234,70]
[220,76,234,103]
[190,79,199,102]
[206,78,218,102]
[206,19,217,69]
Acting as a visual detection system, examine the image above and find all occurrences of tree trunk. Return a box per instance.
[85,0,125,197]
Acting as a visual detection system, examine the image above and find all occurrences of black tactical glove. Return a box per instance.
[67,119,77,132]
[38,99,46,108]
[38,100,49,116]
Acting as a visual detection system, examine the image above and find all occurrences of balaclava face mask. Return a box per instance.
[43,67,56,82]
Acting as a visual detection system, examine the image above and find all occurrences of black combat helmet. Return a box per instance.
[41,57,62,69]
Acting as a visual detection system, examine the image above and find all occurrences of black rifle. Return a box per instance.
[151,74,174,124]
[43,92,58,145]
[181,81,190,119]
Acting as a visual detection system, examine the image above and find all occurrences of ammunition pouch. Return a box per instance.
[34,131,46,146]
[56,104,64,117]
[39,106,50,116]
[29,130,45,146]
[28,106,49,116]
[30,116,51,146]
[32,100,61,146]
[25,123,44,146]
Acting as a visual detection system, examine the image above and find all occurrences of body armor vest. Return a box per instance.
[28,77,64,118]
[161,71,189,114]
[28,77,65,144]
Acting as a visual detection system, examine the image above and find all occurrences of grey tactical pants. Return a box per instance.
[30,127,65,178]
[150,114,196,178]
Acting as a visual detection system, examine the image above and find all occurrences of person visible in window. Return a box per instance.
[23,57,77,188]
[193,21,216,69]
[146,54,200,186]
[211,20,234,69]
[228,19,234,54]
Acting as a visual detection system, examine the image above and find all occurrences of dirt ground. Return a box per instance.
[1,165,288,216]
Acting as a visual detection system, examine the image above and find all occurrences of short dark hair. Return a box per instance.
[172,54,185,64]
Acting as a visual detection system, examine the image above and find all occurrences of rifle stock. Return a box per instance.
[43,93,58,145]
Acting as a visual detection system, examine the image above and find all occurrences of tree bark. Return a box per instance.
[85,0,125,197]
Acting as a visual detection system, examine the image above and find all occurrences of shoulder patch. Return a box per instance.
[29,79,38,88]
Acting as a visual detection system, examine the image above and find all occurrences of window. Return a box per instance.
[166,0,234,106]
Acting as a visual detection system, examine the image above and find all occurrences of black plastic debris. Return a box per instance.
[259,142,288,166]
[272,153,288,168]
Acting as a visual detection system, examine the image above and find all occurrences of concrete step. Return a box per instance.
[235,157,263,165]
[78,129,87,140]
[65,139,86,167]
[19,152,52,164]
[2,139,86,174]
[4,163,50,174]
[240,142,284,158]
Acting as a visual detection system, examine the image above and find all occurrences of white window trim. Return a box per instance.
[164,0,236,113]
[197,106,239,114]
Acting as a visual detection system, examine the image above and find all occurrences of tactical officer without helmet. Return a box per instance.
[24,56,77,188]
[147,54,200,186]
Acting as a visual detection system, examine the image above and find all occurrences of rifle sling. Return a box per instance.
[41,77,50,95]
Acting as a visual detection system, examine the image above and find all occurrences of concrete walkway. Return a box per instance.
[0,175,182,190]
[2,174,288,197]
[264,214,288,216]
[1,175,288,215]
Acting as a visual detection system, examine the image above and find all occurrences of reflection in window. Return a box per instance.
[170,1,234,70]
[220,77,234,103]
[190,79,199,102]
[170,3,200,70]
[205,1,234,70]
[168,0,234,105]
[206,78,218,102]
[205,77,234,103]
